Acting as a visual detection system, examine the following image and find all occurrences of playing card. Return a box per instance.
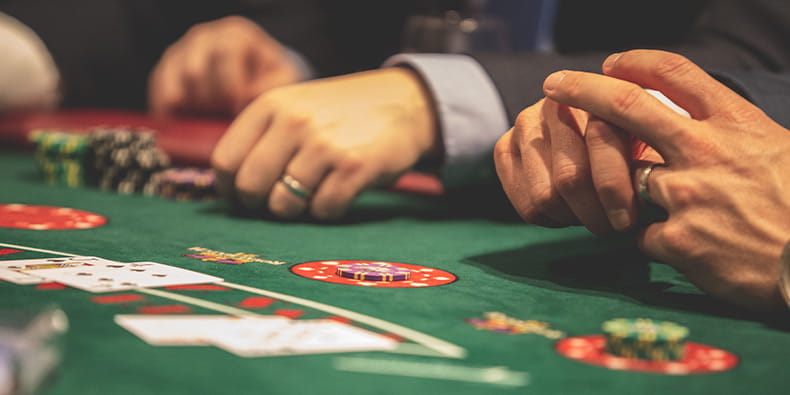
[211,319,398,357]
[0,256,107,285]
[31,261,222,292]
[114,315,289,346]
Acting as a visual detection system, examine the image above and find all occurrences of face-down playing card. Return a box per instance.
[30,260,222,292]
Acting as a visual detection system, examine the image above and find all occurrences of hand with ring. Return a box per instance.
[494,97,663,235]
[539,49,790,311]
[211,68,439,220]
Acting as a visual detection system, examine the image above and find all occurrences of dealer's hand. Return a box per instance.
[211,68,439,220]
[148,16,303,117]
[543,50,790,311]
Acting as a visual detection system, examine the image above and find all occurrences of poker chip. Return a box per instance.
[150,168,217,201]
[0,204,107,230]
[336,262,411,282]
[555,335,738,375]
[291,260,457,288]
[602,318,688,361]
[88,127,170,194]
[29,130,91,187]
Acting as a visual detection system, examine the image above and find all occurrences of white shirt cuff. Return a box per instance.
[383,53,508,187]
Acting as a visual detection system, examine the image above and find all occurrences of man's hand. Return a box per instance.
[542,50,790,310]
[211,68,439,220]
[148,16,303,117]
[494,98,661,235]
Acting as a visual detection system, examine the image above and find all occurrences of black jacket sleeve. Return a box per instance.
[715,71,790,129]
[470,0,790,123]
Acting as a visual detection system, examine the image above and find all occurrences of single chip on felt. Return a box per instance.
[0,204,107,230]
[137,304,192,314]
[336,262,411,282]
[238,297,276,309]
[91,294,145,304]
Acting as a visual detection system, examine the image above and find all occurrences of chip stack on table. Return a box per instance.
[88,127,170,194]
[29,130,91,187]
[148,167,217,201]
[335,262,412,282]
[602,318,688,361]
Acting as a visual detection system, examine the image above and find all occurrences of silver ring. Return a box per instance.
[280,174,311,199]
[635,163,661,204]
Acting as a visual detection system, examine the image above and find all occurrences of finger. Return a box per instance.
[181,35,216,112]
[216,45,249,114]
[631,161,671,210]
[585,116,637,231]
[234,114,304,210]
[543,70,691,162]
[210,100,275,198]
[514,105,578,225]
[309,157,378,220]
[602,50,752,120]
[148,51,186,117]
[267,140,333,218]
[638,221,676,267]
[544,100,612,234]
[494,128,564,227]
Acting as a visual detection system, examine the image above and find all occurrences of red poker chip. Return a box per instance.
[0,204,107,230]
[290,260,457,288]
[555,335,739,375]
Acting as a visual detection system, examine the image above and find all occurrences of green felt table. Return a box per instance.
[0,149,788,395]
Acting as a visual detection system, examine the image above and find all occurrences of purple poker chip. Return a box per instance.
[335,262,411,282]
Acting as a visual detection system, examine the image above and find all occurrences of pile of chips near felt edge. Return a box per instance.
[602,318,688,361]
[88,127,170,194]
[29,130,91,187]
[149,168,217,201]
[27,127,217,201]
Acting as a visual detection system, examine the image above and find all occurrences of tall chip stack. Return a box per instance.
[87,127,170,194]
[29,130,91,187]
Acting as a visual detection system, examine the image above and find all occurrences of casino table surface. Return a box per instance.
[1,146,789,394]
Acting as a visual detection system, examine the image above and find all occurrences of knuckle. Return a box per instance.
[553,162,588,195]
[336,153,366,173]
[529,183,560,213]
[610,85,644,117]
[493,132,516,159]
[652,53,695,81]
[514,108,536,130]
[657,222,693,256]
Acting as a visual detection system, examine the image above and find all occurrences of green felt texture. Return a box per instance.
[0,150,788,394]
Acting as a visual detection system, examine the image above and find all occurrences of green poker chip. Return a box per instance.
[602,318,689,361]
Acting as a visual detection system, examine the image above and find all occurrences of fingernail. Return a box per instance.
[543,71,566,92]
[602,53,622,74]
[608,208,632,231]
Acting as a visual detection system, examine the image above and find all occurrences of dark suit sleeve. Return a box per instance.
[470,0,790,123]
[714,71,790,129]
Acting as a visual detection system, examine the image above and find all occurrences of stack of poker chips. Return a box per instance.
[29,130,91,187]
[87,127,171,194]
[148,167,217,201]
[602,318,688,361]
[335,262,412,282]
